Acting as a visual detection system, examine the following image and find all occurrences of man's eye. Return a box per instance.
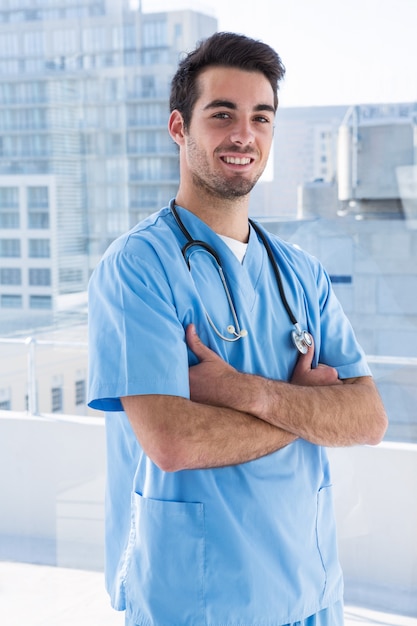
[213,112,230,120]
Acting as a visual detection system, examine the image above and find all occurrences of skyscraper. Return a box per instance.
[0,1,217,320]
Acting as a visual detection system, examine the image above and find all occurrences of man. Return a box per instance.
[88,32,387,626]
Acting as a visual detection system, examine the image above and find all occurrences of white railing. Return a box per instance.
[0,337,88,414]
[0,336,88,416]
[0,336,417,429]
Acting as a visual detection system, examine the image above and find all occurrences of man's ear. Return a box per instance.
[168,110,186,146]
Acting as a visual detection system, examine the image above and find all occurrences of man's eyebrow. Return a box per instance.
[254,103,276,114]
[203,99,275,114]
[203,99,237,111]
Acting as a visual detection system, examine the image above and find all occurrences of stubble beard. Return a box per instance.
[187,136,263,201]
[191,170,258,200]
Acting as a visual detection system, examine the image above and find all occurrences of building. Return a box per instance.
[0,0,217,322]
[337,103,417,219]
[249,105,347,218]
[250,102,417,220]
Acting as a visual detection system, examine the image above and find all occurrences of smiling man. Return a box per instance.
[174,68,275,203]
[88,32,387,626]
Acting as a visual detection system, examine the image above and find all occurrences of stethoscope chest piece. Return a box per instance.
[292,325,312,354]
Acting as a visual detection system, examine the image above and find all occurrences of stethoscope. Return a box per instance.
[169,199,313,354]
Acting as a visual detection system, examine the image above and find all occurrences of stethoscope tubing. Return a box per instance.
[169,199,312,353]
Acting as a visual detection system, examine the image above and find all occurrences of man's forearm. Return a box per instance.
[225,373,387,447]
[122,394,297,472]
[186,325,388,448]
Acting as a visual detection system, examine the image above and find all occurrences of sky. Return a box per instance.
[141,0,417,108]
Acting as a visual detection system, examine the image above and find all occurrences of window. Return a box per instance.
[75,379,86,406]
[29,295,52,309]
[28,238,50,258]
[0,268,21,285]
[0,387,11,411]
[52,29,77,54]
[128,103,167,126]
[80,133,96,155]
[141,76,155,97]
[29,268,51,286]
[51,386,63,413]
[0,239,20,257]
[1,294,22,308]
[106,132,123,155]
[0,186,18,207]
[28,211,49,228]
[122,23,136,49]
[0,59,19,75]
[27,186,48,208]
[24,80,47,104]
[0,33,18,57]
[27,134,49,156]
[105,106,120,128]
[27,186,49,228]
[24,58,44,74]
[82,26,107,53]
[142,20,167,48]
[104,77,122,101]
[111,26,123,51]
[0,211,19,228]
[128,131,156,154]
[23,31,44,55]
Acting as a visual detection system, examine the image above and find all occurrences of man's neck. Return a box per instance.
[175,189,250,243]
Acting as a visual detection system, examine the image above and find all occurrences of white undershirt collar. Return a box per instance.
[217,234,248,264]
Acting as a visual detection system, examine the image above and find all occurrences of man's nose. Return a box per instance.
[229,120,255,146]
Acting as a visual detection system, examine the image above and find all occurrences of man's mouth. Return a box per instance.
[221,156,253,165]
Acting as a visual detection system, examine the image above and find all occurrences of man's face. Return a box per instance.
[182,66,276,200]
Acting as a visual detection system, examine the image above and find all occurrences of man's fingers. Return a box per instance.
[186,324,214,361]
[292,333,314,375]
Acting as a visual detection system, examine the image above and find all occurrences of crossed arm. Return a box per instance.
[121,325,388,472]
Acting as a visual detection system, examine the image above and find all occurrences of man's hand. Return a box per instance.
[290,335,342,386]
[186,324,240,407]
[186,324,341,411]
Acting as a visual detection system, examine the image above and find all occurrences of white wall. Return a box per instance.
[329,444,417,614]
[0,412,106,569]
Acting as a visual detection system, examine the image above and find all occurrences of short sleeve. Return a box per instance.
[88,248,190,412]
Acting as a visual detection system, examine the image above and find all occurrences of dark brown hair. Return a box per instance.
[169,31,286,129]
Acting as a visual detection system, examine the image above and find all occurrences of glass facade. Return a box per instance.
[0,1,217,318]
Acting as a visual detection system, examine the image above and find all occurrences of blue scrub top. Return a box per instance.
[88,204,371,626]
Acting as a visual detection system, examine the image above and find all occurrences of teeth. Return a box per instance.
[224,156,251,165]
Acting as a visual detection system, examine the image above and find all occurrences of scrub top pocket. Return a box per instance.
[125,492,206,626]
